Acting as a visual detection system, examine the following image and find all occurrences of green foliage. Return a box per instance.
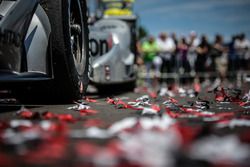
[138,25,148,40]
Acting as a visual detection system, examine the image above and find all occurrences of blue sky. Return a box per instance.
[134,0,250,41]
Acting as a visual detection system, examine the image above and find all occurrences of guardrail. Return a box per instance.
[136,67,250,86]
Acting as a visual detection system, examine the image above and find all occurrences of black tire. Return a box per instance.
[15,0,89,103]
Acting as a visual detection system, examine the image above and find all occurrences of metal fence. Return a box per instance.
[136,67,250,86]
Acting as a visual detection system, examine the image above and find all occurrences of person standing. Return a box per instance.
[156,32,176,85]
[141,36,158,86]
[177,37,190,84]
[195,35,211,82]
[171,32,179,72]
[210,34,228,87]
[228,35,238,73]
[187,31,200,74]
[235,33,250,71]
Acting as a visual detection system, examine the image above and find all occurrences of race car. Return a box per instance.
[88,0,137,91]
[101,0,135,16]
[0,0,89,102]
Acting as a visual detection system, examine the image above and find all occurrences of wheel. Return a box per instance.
[15,0,89,103]
[45,0,89,101]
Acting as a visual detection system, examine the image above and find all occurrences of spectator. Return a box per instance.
[171,32,179,72]
[141,36,159,86]
[210,34,225,70]
[195,35,210,82]
[177,36,190,84]
[235,33,250,70]
[177,37,190,72]
[136,40,144,66]
[152,53,162,79]
[211,34,228,86]
[246,46,250,70]
[156,32,176,85]
[228,35,238,73]
[187,31,200,73]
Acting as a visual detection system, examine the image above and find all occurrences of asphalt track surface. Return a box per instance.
[0,82,250,167]
[0,90,141,128]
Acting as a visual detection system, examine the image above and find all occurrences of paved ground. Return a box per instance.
[0,82,250,167]
[0,90,141,129]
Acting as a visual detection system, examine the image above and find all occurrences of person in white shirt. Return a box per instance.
[187,31,200,73]
[156,32,176,84]
[234,33,250,70]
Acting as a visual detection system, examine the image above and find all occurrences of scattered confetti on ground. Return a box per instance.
[0,86,250,167]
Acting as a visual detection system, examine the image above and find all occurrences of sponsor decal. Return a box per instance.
[89,38,109,57]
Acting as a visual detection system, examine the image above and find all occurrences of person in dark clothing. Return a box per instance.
[177,37,191,84]
[195,35,210,82]
[210,34,224,72]
[228,35,238,72]
[211,34,228,86]
[171,32,178,73]
[177,38,190,72]
[235,33,250,70]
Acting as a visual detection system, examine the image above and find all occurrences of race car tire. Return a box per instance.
[15,0,89,103]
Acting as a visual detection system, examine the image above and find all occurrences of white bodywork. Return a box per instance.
[25,5,51,74]
[89,19,135,84]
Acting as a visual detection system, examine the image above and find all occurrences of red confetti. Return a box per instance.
[17,108,40,119]
[80,109,98,116]
[239,131,250,143]
[166,104,236,120]
[127,105,144,111]
[173,123,201,147]
[0,121,9,132]
[106,140,123,156]
[107,97,116,104]
[182,107,235,119]
[47,122,69,134]
[213,112,235,119]
[76,142,98,157]
[169,97,178,104]
[216,96,225,102]
[42,111,56,119]
[149,91,157,99]
[57,114,76,122]
[151,105,161,112]
[115,99,129,109]
[85,97,98,103]
[239,101,250,107]
[166,109,181,118]
[0,153,14,167]
[83,119,105,128]
[215,88,227,102]
[42,112,77,123]
[107,98,144,110]
[23,137,67,165]
[214,87,241,103]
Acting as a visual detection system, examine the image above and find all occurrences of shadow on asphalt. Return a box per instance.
[86,90,130,99]
[0,86,128,106]
[0,105,22,113]
[86,84,132,99]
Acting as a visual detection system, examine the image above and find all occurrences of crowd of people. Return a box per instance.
[137,32,250,87]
